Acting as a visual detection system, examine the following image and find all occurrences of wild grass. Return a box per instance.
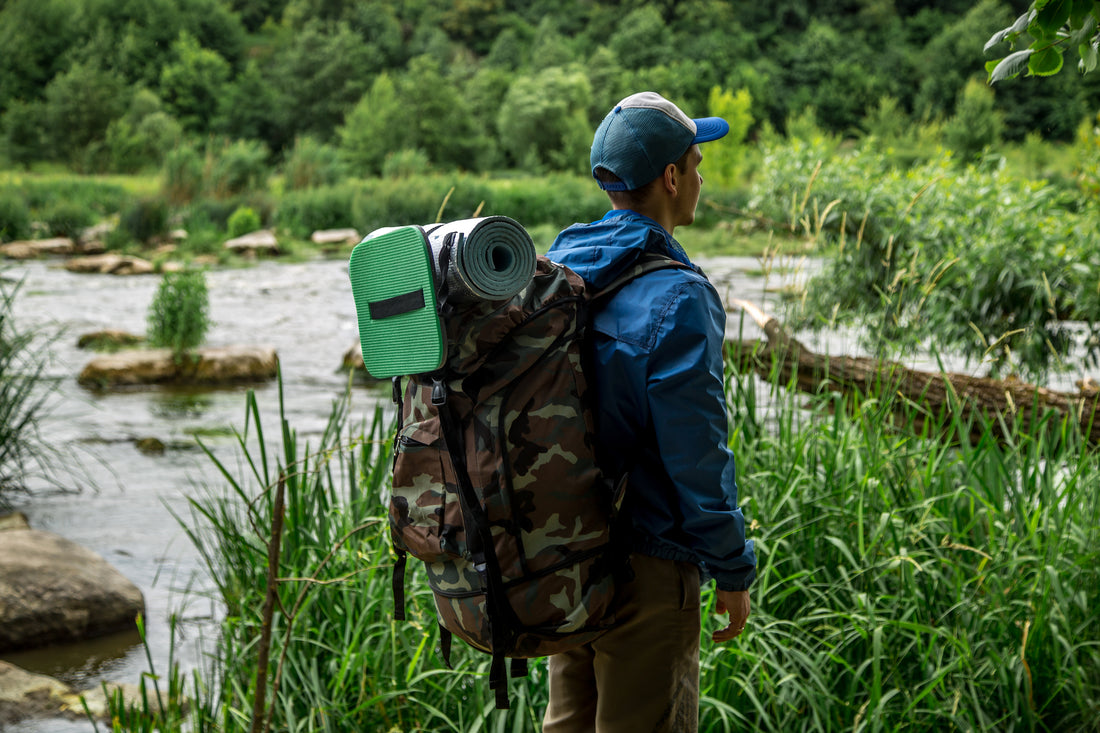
[112,353,1100,731]
[0,276,64,508]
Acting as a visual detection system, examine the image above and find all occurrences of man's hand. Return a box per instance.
[712,589,750,642]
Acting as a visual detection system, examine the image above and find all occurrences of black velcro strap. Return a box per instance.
[440,625,453,669]
[369,289,425,319]
[510,658,528,678]
[490,651,509,710]
[392,549,407,621]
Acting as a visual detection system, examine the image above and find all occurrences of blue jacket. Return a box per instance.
[547,210,756,592]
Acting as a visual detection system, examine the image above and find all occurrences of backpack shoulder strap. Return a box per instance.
[588,252,692,301]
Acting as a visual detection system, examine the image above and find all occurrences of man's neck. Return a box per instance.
[611,203,676,237]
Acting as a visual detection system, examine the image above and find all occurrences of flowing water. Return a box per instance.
[3,251,1052,731]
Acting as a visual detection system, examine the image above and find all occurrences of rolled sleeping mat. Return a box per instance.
[422,215,537,304]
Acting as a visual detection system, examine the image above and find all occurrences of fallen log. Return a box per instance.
[726,299,1100,445]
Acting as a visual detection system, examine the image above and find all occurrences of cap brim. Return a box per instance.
[692,117,730,144]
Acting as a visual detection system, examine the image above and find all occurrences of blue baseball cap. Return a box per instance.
[590,92,730,192]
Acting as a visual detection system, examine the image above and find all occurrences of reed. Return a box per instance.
[122,354,1099,731]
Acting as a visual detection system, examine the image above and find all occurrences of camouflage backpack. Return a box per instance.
[388,253,683,709]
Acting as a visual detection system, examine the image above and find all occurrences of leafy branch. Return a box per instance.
[985,0,1100,82]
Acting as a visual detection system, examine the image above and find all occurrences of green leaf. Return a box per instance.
[1029,45,1066,74]
[1068,13,1098,45]
[1070,0,1095,26]
[1036,0,1074,32]
[985,14,1033,52]
[989,49,1034,82]
[1081,40,1099,72]
[985,26,1015,52]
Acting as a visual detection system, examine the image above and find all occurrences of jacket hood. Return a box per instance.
[547,210,693,290]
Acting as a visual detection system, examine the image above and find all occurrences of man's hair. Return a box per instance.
[595,147,692,208]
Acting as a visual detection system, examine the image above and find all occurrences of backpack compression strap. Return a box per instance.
[433,377,515,710]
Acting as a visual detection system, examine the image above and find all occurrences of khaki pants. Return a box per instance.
[542,554,701,733]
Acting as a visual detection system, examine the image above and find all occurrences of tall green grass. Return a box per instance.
[114,356,1099,731]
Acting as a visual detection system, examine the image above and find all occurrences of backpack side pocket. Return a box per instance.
[390,418,465,561]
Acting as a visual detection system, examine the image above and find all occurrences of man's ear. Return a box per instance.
[662,162,679,196]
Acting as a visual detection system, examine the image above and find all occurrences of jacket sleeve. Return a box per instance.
[646,277,757,591]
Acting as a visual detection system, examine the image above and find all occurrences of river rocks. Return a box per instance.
[0,237,77,259]
[65,253,155,276]
[311,228,360,247]
[225,229,279,255]
[0,528,145,653]
[0,660,181,727]
[78,345,279,388]
[0,660,71,725]
[76,329,146,351]
[342,342,365,371]
[0,512,30,532]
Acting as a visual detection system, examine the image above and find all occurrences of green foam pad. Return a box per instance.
[348,226,444,378]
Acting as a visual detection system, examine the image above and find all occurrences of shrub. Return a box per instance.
[41,199,95,239]
[748,135,1100,378]
[227,206,261,237]
[163,144,205,204]
[147,270,210,360]
[381,148,432,179]
[276,184,358,239]
[120,197,170,244]
[282,137,345,190]
[207,139,270,199]
[0,190,30,242]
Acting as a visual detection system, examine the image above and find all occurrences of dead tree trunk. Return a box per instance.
[726,300,1100,445]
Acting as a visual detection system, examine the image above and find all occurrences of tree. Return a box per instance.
[159,31,231,135]
[986,0,1100,81]
[609,6,671,69]
[0,0,81,113]
[705,86,753,188]
[943,77,1005,159]
[497,67,592,172]
[338,73,404,175]
[266,20,379,145]
[42,61,128,168]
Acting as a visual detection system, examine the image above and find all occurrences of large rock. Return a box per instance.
[225,229,279,255]
[0,237,76,260]
[65,253,155,275]
[0,529,145,653]
[78,345,279,388]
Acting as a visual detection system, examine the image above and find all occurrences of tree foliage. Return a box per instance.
[1,0,1097,173]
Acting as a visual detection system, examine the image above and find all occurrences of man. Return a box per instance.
[542,92,757,732]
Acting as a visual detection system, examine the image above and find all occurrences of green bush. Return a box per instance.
[0,190,30,242]
[147,270,210,360]
[276,184,358,239]
[120,197,170,244]
[41,199,95,239]
[162,144,205,204]
[227,206,261,237]
[381,148,432,179]
[282,137,346,190]
[207,139,270,199]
